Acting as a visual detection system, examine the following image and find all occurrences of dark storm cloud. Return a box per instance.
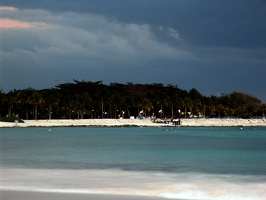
[1,0,266,102]
[5,0,266,48]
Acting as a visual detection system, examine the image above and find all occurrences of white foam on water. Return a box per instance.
[1,168,265,200]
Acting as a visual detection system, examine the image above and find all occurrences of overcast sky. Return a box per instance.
[1,0,266,102]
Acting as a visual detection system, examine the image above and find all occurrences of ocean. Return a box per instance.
[0,127,266,199]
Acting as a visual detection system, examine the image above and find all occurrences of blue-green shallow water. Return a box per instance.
[1,127,266,199]
[1,127,266,175]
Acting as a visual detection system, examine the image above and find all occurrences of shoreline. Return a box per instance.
[0,118,266,128]
[0,190,167,200]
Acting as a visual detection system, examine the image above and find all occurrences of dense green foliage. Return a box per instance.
[0,81,265,120]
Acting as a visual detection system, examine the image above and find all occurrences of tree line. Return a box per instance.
[0,80,265,120]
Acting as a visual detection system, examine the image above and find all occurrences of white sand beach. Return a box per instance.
[0,190,166,200]
[0,118,265,127]
[181,118,266,127]
[0,119,166,128]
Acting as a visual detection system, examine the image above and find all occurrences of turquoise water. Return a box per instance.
[1,127,266,199]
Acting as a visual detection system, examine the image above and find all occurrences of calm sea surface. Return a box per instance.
[1,127,266,199]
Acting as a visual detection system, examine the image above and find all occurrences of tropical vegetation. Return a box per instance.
[0,80,265,120]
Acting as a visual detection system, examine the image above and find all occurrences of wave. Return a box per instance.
[1,168,265,200]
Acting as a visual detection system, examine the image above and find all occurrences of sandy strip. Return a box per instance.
[0,190,167,200]
[0,118,265,127]
[181,118,266,127]
[0,119,169,128]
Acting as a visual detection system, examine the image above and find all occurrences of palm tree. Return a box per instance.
[215,104,225,118]
[142,98,154,118]
[188,88,204,118]
[4,90,21,117]
[73,92,92,119]
[41,89,61,120]
[183,97,192,118]
[165,84,181,119]
[154,84,168,119]
[17,89,30,119]
[26,89,45,120]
